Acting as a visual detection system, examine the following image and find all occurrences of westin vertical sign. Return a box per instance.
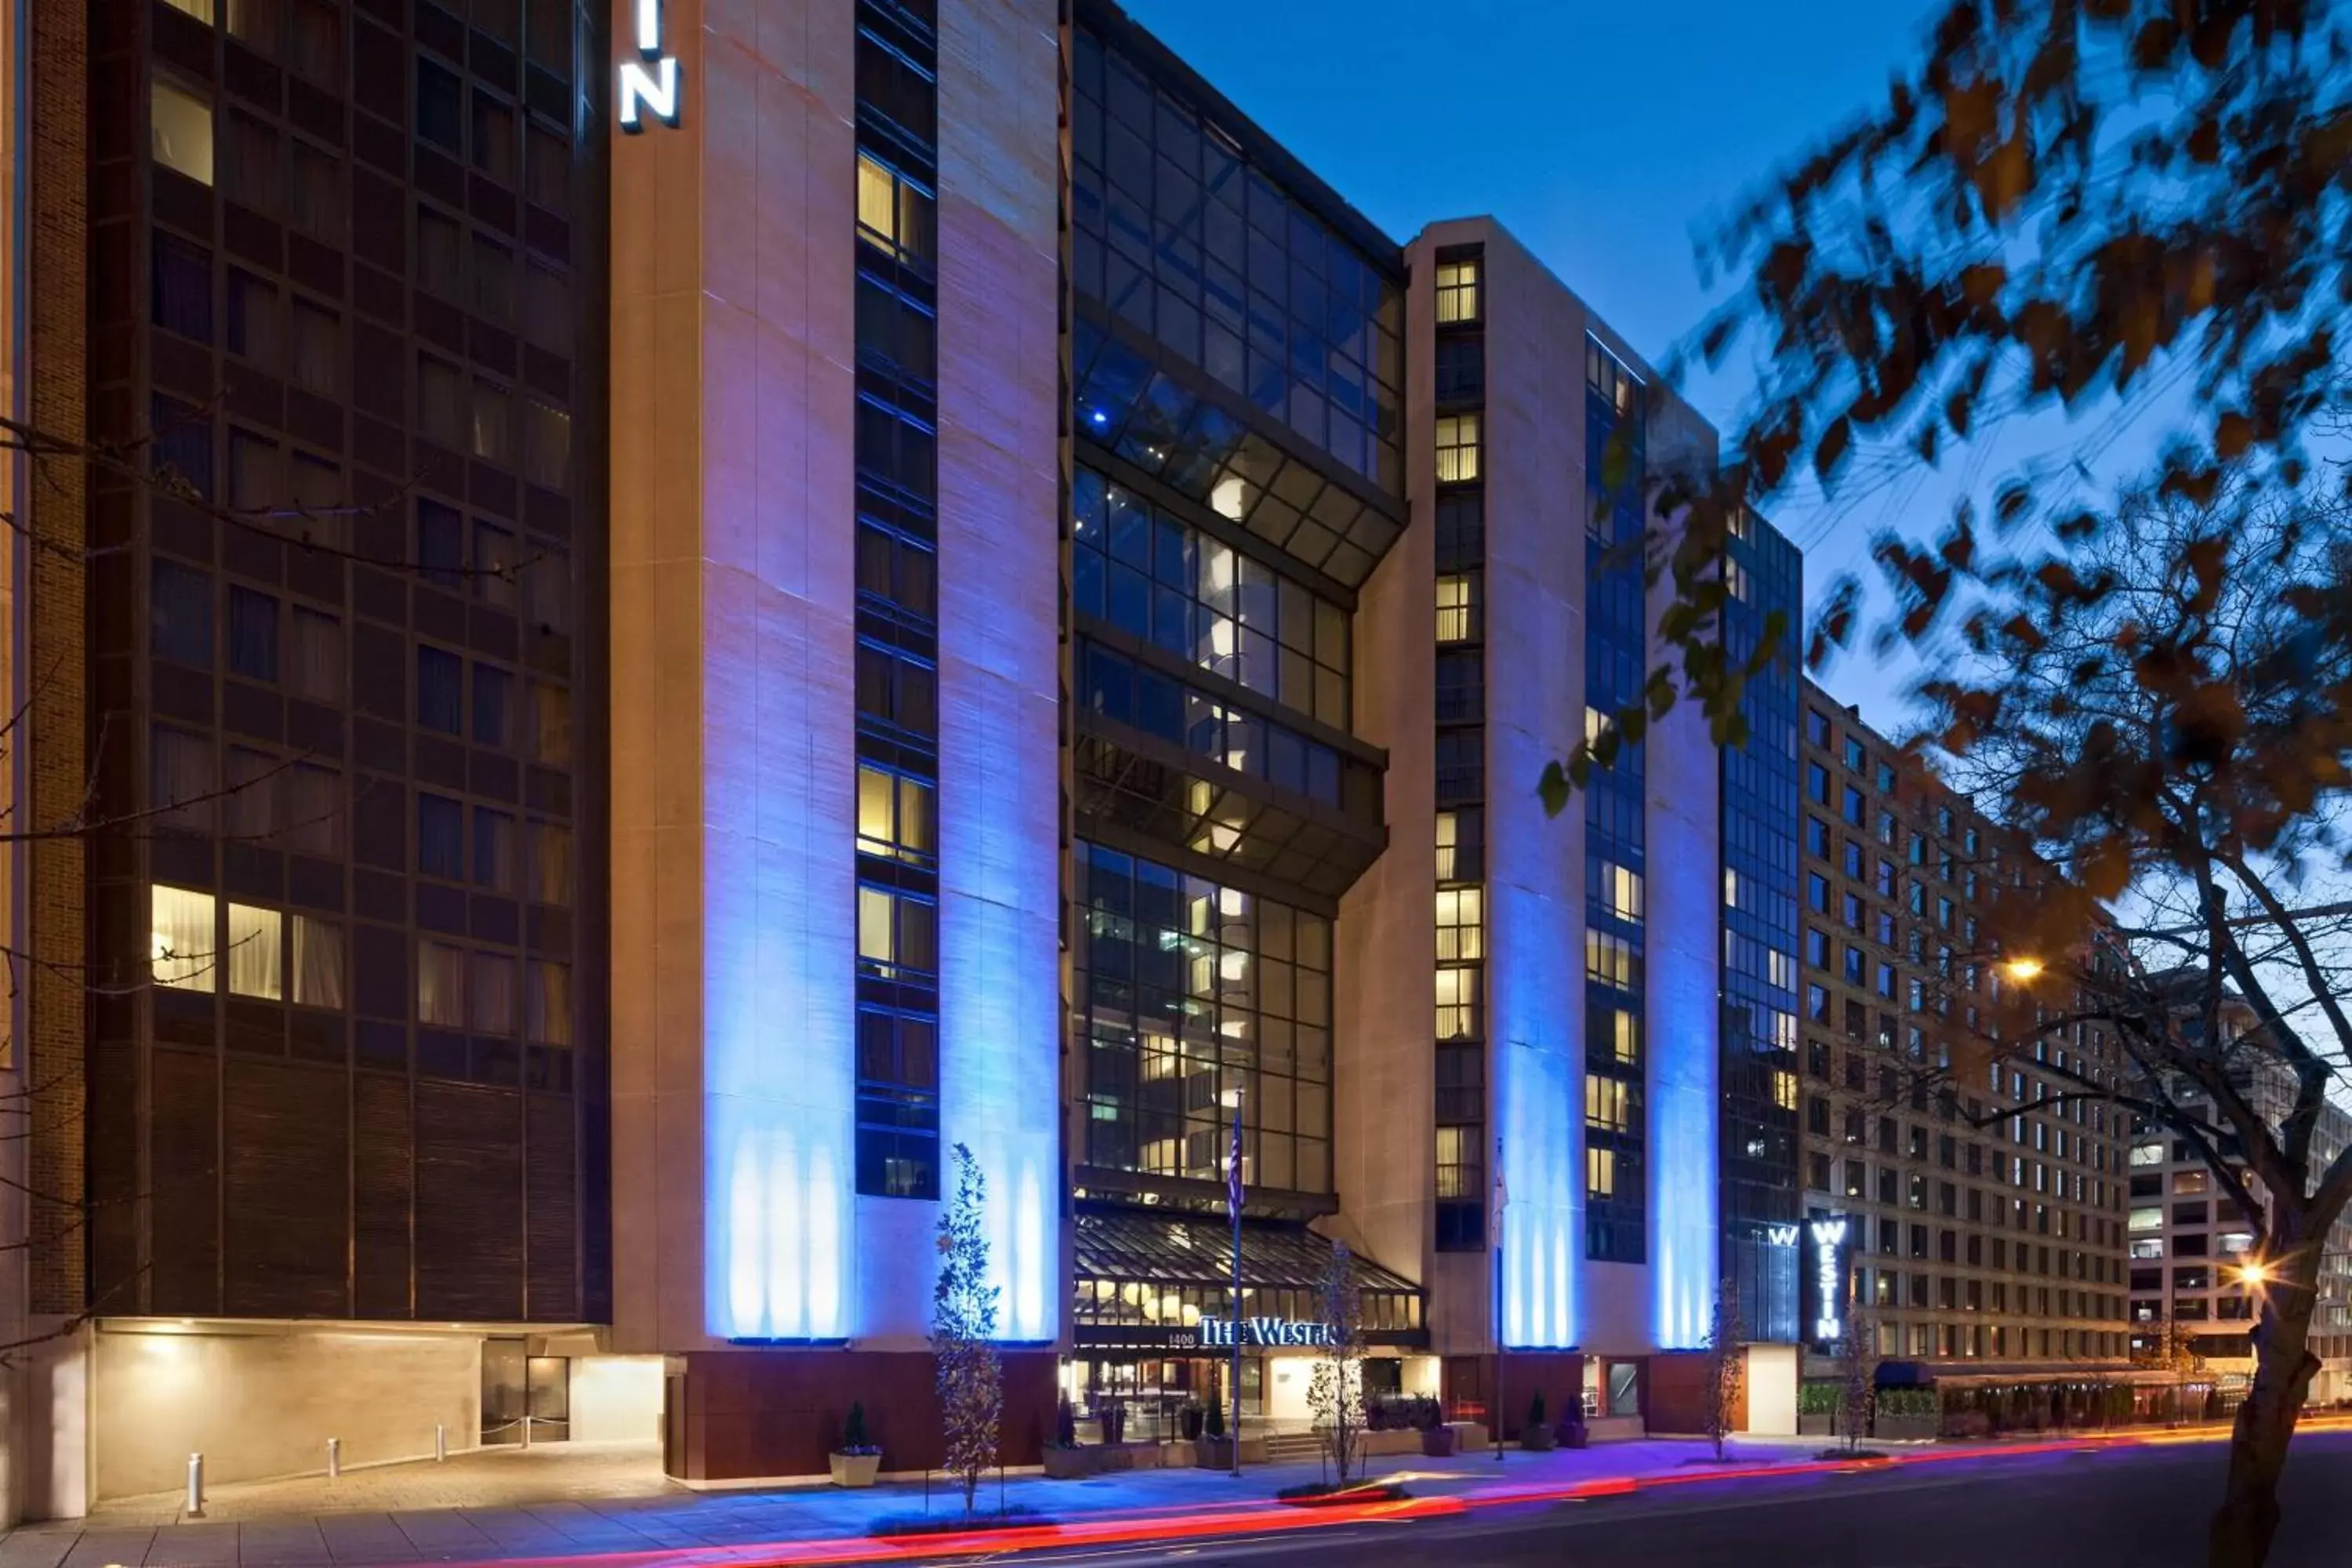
[1801,1215,1855,1355]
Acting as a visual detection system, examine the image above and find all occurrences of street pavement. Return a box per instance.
[1004,1430,2352,1568]
[5,1425,2348,1568]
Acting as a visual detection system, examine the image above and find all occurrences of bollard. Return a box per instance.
[435,1423,448,1463]
[327,1437,341,1479]
[186,1453,205,1519]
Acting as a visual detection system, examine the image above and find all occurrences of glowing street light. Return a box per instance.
[2001,956,2045,982]
[2236,1258,2274,1291]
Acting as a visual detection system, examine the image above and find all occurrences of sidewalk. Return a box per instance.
[0,1434,1982,1568]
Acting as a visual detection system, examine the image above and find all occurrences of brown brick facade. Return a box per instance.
[26,0,88,1320]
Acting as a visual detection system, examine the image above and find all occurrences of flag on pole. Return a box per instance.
[1228,1098,1245,1218]
[1492,1134,1506,1232]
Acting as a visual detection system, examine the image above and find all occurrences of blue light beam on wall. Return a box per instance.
[1646,816,1722,1350]
[704,799,856,1341]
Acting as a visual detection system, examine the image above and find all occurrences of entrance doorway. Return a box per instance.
[482,1340,573,1445]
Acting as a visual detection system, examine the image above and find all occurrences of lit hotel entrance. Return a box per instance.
[1066,1210,1429,1441]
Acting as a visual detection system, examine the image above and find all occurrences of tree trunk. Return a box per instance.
[2209,1280,2320,1568]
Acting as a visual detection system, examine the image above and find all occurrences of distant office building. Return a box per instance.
[1795,684,2132,1396]
[2125,1008,2352,1407]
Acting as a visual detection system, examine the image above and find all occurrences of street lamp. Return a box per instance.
[2235,1258,2273,1292]
[1222,1087,1244,1480]
[2000,956,2045,982]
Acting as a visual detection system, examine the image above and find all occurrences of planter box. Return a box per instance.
[1043,1446,1098,1480]
[1091,1440,1165,1472]
[1797,1414,1836,1437]
[1444,1421,1490,1452]
[1359,1428,1425,1458]
[1872,1414,1939,1443]
[829,1452,881,1488]
[1192,1436,1236,1469]
[1520,1422,1557,1452]
[1557,1422,1590,1450]
[1420,1425,1458,1458]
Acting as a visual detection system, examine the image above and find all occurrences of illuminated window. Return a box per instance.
[1435,414,1481,485]
[2128,1206,2163,1232]
[529,960,572,1046]
[1596,1007,1639,1065]
[855,152,934,263]
[292,915,344,1009]
[1435,260,1480,324]
[1435,887,1484,962]
[1435,1126,1477,1198]
[163,0,216,19]
[858,885,937,979]
[1724,557,1750,601]
[532,682,572,765]
[1435,573,1479,642]
[1585,931,1636,989]
[1436,966,1480,1040]
[856,764,935,865]
[1587,1145,1617,1198]
[1436,809,1481,882]
[151,884,217,992]
[1772,1070,1798,1112]
[1597,861,1642,923]
[1584,1073,1633,1133]
[152,79,215,185]
[418,938,466,1026]
[227,902,281,999]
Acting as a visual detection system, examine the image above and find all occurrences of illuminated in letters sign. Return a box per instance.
[1801,1216,1854,1355]
[618,0,682,132]
[1196,1317,1335,1349]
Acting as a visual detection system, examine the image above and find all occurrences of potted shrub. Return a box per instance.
[1100,1399,1128,1446]
[1181,1403,1207,1442]
[1044,1397,1094,1479]
[829,1401,882,1488]
[1419,1399,1457,1457]
[1559,1397,1591,1450]
[1521,1392,1557,1451]
[1195,1397,1234,1468]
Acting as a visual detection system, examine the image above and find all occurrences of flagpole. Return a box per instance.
[1493,1133,1505,1464]
[1227,1088,1245,1480]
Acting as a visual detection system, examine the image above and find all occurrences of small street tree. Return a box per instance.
[931,1143,1001,1515]
[1305,1238,1367,1485]
[1837,1308,1879,1456]
[1703,1276,1745,1461]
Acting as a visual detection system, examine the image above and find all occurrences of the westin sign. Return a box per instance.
[1198,1317,1336,1348]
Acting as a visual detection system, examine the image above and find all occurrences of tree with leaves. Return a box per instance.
[1541,3,2352,1563]
[1702,1276,1746,1461]
[932,1143,1002,1515]
[1305,1238,1367,1486]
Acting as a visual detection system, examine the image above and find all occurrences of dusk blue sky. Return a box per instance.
[1116,0,2071,731]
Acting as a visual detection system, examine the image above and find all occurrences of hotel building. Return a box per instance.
[1794,684,2132,1393]
[0,0,1813,1511]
